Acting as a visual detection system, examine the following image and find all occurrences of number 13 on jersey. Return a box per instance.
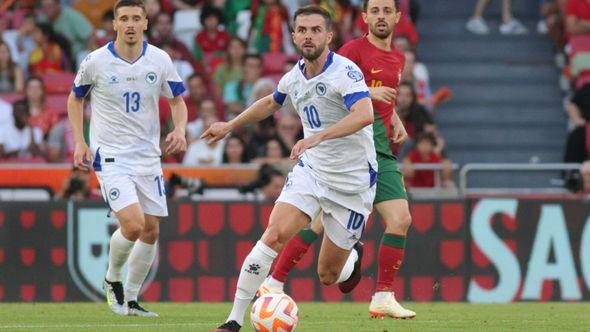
[123,92,141,113]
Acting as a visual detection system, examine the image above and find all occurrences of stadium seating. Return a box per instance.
[172,9,202,51]
[41,72,76,95]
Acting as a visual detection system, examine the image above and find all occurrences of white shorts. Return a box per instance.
[276,162,375,250]
[96,169,168,217]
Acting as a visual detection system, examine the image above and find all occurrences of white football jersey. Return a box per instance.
[72,41,185,175]
[273,52,377,194]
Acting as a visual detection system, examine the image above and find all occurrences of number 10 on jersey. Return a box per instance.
[304,105,321,129]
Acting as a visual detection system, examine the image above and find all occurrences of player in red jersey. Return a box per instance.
[258,0,416,319]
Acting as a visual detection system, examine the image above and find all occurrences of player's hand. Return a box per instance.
[200,122,231,144]
[290,135,322,160]
[370,87,397,104]
[391,118,408,144]
[73,141,93,171]
[165,128,187,155]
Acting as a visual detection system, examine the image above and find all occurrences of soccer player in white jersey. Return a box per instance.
[67,0,188,317]
[202,6,377,331]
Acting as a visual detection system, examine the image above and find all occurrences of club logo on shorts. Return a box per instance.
[145,72,157,84]
[108,188,120,201]
[316,82,326,96]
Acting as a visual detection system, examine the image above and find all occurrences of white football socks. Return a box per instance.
[124,240,157,303]
[106,229,135,282]
[227,241,278,326]
[336,248,358,284]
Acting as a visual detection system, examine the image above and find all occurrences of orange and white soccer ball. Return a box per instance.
[250,293,299,332]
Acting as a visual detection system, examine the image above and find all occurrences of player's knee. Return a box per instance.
[121,222,143,241]
[260,226,284,252]
[141,224,159,243]
[384,211,412,233]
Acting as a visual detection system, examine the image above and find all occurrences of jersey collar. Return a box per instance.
[107,41,148,65]
[298,51,334,80]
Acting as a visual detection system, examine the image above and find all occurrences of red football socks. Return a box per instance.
[376,233,406,292]
[272,229,318,282]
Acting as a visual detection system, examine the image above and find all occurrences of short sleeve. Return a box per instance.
[160,53,186,99]
[72,55,94,98]
[273,72,290,106]
[337,41,359,63]
[337,62,370,110]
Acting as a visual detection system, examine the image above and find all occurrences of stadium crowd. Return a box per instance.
[0,0,458,192]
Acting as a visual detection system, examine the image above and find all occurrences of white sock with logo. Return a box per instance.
[124,240,157,303]
[336,248,358,284]
[106,229,135,282]
[227,241,278,326]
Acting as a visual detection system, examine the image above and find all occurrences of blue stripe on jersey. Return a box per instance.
[93,147,102,172]
[343,91,370,110]
[369,162,377,188]
[168,81,186,97]
[299,51,335,80]
[273,90,287,105]
[72,84,91,98]
[107,41,148,64]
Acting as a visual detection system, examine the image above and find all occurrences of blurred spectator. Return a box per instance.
[0,41,24,93]
[0,100,44,159]
[2,12,36,73]
[213,37,246,97]
[239,163,285,201]
[145,0,161,39]
[581,161,590,195]
[247,77,275,106]
[55,167,100,200]
[151,12,200,72]
[249,0,291,54]
[566,0,590,36]
[161,42,194,83]
[402,133,454,188]
[194,5,231,61]
[223,0,251,36]
[71,0,117,29]
[77,11,115,66]
[172,0,206,10]
[223,53,263,119]
[393,35,412,52]
[39,0,93,57]
[401,50,431,108]
[47,100,90,163]
[539,0,566,49]
[253,137,289,164]
[23,77,59,137]
[186,99,218,143]
[245,115,278,159]
[28,22,71,75]
[466,0,528,35]
[183,115,225,166]
[564,83,590,163]
[184,73,211,121]
[316,0,356,42]
[277,112,302,150]
[395,81,434,157]
[222,135,250,164]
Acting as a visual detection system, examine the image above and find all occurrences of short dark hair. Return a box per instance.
[200,5,224,26]
[113,0,146,17]
[415,132,436,146]
[243,53,262,64]
[293,5,332,30]
[363,0,399,12]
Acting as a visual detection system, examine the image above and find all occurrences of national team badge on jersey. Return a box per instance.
[68,204,158,301]
[316,82,327,96]
[108,188,120,201]
[145,72,158,84]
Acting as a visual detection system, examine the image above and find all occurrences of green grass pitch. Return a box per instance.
[0,302,589,331]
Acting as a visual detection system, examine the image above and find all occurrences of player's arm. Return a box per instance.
[201,93,281,143]
[67,92,92,170]
[290,97,374,159]
[566,15,590,35]
[164,95,188,154]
